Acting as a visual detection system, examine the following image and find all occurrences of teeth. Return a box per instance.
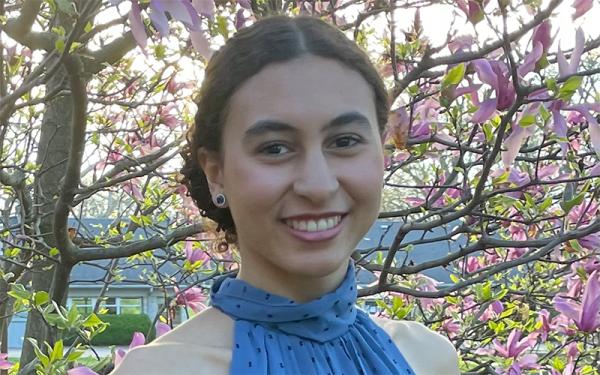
[285,216,342,232]
[326,218,334,228]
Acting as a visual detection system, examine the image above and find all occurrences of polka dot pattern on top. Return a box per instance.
[210,261,414,374]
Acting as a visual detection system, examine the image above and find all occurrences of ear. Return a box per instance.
[197,148,224,195]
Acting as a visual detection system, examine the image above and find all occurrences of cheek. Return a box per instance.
[223,158,289,217]
[339,151,384,204]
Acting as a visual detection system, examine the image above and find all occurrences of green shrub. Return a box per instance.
[65,314,155,346]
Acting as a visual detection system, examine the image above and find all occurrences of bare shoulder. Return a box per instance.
[371,315,460,375]
[110,307,234,375]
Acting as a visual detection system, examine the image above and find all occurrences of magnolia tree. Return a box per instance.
[0,0,599,374]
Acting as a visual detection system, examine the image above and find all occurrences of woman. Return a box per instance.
[112,16,460,374]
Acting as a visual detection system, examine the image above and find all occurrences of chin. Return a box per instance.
[284,253,351,278]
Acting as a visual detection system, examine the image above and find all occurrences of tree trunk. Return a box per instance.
[18,64,73,370]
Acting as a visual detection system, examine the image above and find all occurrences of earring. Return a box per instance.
[214,193,227,208]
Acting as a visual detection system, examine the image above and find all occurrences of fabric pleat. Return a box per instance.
[210,260,415,375]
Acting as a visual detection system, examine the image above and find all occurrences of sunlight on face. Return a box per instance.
[218,55,385,298]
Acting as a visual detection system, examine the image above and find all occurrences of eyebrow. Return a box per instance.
[243,111,372,140]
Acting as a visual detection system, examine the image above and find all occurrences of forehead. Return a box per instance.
[223,55,377,133]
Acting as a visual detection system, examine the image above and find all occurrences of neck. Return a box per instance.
[236,258,350,303]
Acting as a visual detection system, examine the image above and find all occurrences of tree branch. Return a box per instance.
[74,223,203,261]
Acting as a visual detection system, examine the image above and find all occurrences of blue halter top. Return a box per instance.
[210,261,415,374]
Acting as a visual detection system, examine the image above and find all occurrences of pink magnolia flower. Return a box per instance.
[502,103,539,167]
[532,20,552,53]
[113,0,212,56]
[536,309,551,342]
[567,200,599,225]
[582,258,600,274]
[156,321,172,337]
[506,354,540,374]
[480,300,504,322]
[567,110,586,124]
[448,35,474,54]
[122,178,144,201]
[564,103,600,155]
[538,164,559,180]
[235,8,246,30]
[0,353,12,370]
[385,107,410,150]
[114,332,146,368]
[413,274,443,309]
[184,241,209,264]
[554,270,600,333]
[579,233,600,250]
[67,367,99,375]
[493,330,538,358]
[572,0,593,20]
[455,0,489,24]
[237,0,252,10]
[148,0,201,37]
[460,256,483,273]
[158,104,179,129]
[441,319,460,338]
[193,0,215,18]
[174,286,207,313]
[551,311,578,336]
[470,59,516,123]
[557,28,585,78]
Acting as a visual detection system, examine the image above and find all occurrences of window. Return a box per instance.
[68,297,144,315]
[71,297,94,315]
[100,297,118,314]
[120,298,143,314]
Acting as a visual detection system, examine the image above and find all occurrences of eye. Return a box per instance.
[331,135,363,148]
[258,142,290,156]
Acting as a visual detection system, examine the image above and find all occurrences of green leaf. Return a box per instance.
[539,104,551,124]
[545,78,558,93]
[568,239,583,252]
[34,291,50,306]
[449,274,460,283]
[216,15,229,39]
[56,0,77,15]
[83,313,103,328]
[67,350,85,361]
[49,247,60,257]
[84,21,93,34]
[539,196,552,211]
[8,283,31,300]
[50,340,64,362]
[154,44,166,59]
[442,63,466,88]
[519,114,537,127]
[560,191,586,214]
[558,75,583,101]
[492,169,510,185]
[55,39,65,53]
[28,338,49,368]
[67,304,81,326]
[482,122,493,142]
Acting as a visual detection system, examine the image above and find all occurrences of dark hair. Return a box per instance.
[180,15,389,240]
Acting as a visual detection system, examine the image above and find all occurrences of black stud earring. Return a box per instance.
[214,193,227,208]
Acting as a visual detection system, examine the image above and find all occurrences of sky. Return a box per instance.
[402,1,600,51]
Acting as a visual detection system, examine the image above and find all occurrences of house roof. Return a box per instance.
[67,218,462,288]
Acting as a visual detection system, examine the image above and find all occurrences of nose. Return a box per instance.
[293,150,339,204]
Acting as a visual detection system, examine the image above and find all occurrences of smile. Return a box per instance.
[281,214,346,243]
[283,215,342,232]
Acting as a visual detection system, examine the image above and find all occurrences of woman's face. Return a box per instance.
[201,55,384,290]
